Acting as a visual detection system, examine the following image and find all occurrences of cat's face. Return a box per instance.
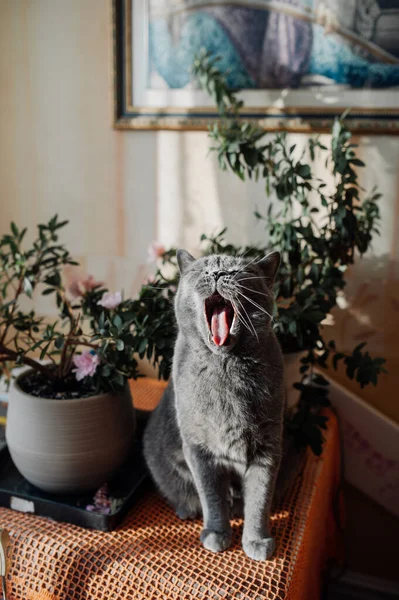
[175,251,280,354]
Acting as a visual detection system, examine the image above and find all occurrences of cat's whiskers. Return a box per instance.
[237,290,273,320]
[237,245,258,261]
[235,276,267,283]
[225,284,256,337]
[235,283,269,298]
[242,253,264,269]
[234,289,274,322]
[232,295,259,342]
[230,299,253,337]
[226,284,259,340]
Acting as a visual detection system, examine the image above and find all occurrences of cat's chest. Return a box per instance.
[202,408,251,462]
[177,374,262,462]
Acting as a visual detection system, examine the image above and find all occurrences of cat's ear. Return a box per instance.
[257,251,280,285]
[176,249,196,275]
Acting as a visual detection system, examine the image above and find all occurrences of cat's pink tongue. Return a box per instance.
[211,306,230,346]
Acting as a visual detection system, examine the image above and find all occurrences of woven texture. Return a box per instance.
[0,379,341,600]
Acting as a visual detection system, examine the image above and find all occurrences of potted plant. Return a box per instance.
[137,52,387,456]
[0,216,142,493]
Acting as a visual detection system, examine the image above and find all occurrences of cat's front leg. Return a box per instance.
[242,459,279,561]
[182,443,232,553]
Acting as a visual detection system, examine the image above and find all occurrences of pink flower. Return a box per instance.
[86,483,112,514]
[66,270,102,300]
[147,241,166,263]
[72,351,100,381]
[97,291,122,309]
[161,285,177,299]
[144,274,157,285]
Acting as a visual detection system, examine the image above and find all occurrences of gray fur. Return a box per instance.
[143,251,285,561]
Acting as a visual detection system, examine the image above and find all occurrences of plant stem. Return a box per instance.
[0,344,56,381]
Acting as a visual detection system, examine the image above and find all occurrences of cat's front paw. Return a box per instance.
[200,528,232,553]
[242,537,275,561]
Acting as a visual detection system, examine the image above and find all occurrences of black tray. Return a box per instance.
[0,410,151,531]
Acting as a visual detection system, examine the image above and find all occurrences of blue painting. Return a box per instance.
[148,0,399,90]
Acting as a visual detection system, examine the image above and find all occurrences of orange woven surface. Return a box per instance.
[0,379,341,600]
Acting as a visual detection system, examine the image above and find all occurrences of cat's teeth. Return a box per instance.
[230,313,236,333]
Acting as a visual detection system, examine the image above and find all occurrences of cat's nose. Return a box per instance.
[212,271,229,281]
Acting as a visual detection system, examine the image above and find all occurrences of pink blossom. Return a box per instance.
[97,291,122,310]
[85,483,112,514]
[93,484,111,509]
[144,274,157,285]
[147,241,166,263]
[65,269,102,300]
[161,285,177,299]
[72,351,100,381]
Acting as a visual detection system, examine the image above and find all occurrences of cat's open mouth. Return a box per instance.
[205,293,236,347]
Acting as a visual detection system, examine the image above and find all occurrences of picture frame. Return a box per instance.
[113,0,399,133]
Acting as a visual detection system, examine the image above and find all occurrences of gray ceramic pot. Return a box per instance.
[6,371,136,494]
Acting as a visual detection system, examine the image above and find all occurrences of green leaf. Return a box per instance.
[313,373,329,386]
[40,343,51,361]
[116,339,124,351]
[23,277,33,298]
[353,342,367,355]
[138,338,148,355]
[44,272,61,288]
[113,371,125,387]
[54,336,64,350]
[113,314,122,331]
[304,310,325,323]
[350,158,365,167]
[296,164,311,179]
[101,364,111,377]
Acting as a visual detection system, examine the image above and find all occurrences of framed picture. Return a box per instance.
[113,0,399,133]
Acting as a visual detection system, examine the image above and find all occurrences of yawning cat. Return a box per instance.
[143,250,285,561]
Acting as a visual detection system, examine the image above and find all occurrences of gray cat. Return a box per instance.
[143,250,285,561]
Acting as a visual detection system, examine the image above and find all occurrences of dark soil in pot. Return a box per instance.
[18,370,99,400]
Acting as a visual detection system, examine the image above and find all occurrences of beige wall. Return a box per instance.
[1,0,399,422]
